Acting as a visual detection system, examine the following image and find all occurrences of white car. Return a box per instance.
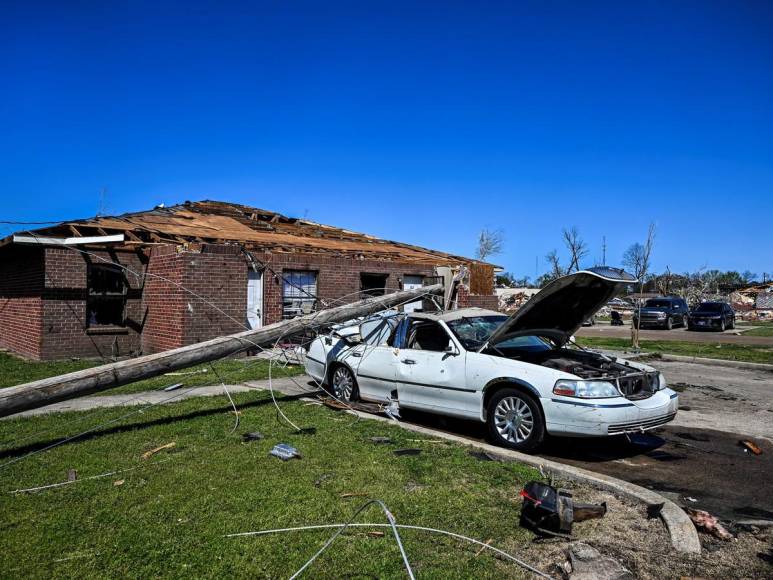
[305,267,678,451]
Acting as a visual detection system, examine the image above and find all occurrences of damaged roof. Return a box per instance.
[1,200,491,266]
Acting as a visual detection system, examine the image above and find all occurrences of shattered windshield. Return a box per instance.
[446,316,552,352]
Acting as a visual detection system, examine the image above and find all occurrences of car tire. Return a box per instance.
[729,318,735,330]
[719,319,726,332]
[665,317,673,330]
[329,364,359,403]
[486,388,545,452]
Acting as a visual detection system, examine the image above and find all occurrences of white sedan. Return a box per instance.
[305,267,679,451]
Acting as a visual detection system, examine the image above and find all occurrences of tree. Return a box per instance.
[624,223,656,350]
[476,228,505,261]
[562,227,588,273]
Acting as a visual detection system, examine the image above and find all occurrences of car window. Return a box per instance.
[645,299,673,308]
[694,303,722,313]
[446,315,553,353]
[405,321,452,352]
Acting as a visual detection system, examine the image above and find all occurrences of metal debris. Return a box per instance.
[242,432,264,442]
[269,443,301,461]
[369,436,392,444]
[393,448,421,457]
[520,481,607,537]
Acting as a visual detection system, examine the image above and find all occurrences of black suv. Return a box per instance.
[632,297,689,330]
[687,302,735,332]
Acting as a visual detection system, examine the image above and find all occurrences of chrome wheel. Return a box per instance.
[493,396,534,443]
[332,367,355,402]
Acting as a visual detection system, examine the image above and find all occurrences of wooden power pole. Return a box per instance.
[0,284,444,418]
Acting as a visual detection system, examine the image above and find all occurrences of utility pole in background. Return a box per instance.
[602,236,607,266]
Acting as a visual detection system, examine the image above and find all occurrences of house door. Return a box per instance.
[247,270,263,329]
[403,275,424,313]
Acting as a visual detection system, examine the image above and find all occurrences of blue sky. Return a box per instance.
[1,1,771,278]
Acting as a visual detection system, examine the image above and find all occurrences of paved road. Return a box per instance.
[576,323,773,346]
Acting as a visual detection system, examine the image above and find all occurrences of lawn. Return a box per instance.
[0,392,540,578]
[736,321,773,337]
[0,352,306,395]
[575,337,773,365]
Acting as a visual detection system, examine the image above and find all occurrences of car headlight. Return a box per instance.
[656,312,667,318]
[553,380,621,399]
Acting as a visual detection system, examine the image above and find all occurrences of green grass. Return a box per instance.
[0,352,306,395]
[576,337,773,364]
[736,321,773,337]
[0,393,539,578]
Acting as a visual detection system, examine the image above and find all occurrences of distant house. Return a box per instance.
[0,200,497,360]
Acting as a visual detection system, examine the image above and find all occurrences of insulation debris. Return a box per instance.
[686,508,733,541]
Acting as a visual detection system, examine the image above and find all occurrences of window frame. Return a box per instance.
[86,263,128,328]
[281,269,319,320]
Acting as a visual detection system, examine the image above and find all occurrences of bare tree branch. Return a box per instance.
[562,227,588,273]
[476,228,505,261]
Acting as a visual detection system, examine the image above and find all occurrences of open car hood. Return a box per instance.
[484,267,636,348]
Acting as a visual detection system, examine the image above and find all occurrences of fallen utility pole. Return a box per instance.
[0,284,443,418]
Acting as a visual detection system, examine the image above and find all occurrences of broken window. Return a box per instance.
[360,273,389,298]
[282,270,318,319]
[406,321,452,352]
[87,263,127,327]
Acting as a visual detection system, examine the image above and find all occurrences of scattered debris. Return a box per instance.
[384,396,401,421]
[162,383,184,392]
[113,479,124,487]
[367,531,385,538]
[685,496,698,503]
[566,542,634,580]
[67,469,78,482]
[297,427,317,436]
[269,443,301,461]
[404,481,427,493]
[520,481,607,537]
[369,436,392,444]
[393,448,422,457]
[740,440,762,455]
[474,539,493,557]
[142,441,176,460]
[242,432,264,442]
[314,473,334,487]
[469,450,499,462]
[341,492,368,498]
[686,508,733,541]
[646,502,665,519]
[406,439,447,444]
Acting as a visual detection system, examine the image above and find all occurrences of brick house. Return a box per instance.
[0,201,498,360]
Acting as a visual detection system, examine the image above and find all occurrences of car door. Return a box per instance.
[349,317,402,402]
[394,319,476,418]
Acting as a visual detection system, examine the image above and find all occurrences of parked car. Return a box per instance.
[632,297,689,330]
[305,267,678,452]
[581,316,596,326]
[687,302,735,331]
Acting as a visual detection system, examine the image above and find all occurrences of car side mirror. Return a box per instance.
[442,344,460,358]
[344,334,362,346]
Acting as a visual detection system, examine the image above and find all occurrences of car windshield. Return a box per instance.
[446,316,553,352]
[645,299,674,308]
[694,303,723,313]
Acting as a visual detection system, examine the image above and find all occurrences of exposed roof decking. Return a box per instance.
[2,200,492,267]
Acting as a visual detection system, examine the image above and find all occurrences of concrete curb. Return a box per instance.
[656,354,773,372]
[338,406,702,554]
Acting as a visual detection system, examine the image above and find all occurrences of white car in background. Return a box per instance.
[305,267,679,451]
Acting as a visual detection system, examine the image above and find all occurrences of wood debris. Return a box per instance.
[142,442,176,460]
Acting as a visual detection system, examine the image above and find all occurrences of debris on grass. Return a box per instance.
[113,479,124,487]
[393,448,421,457]
[142,442,176,460]
[686,508,733,541]
[269,443,301,461]
[242,432,264,442]
[369,436,392,444]
[162,383,184,392]
[67,469,78,482]
[314,473,334,487]
[566,542,633,579]
[474,539,493,557]
[469,450,499,462]
[340,492,368,498]
[367,531,385,538]
[520,481,606,537]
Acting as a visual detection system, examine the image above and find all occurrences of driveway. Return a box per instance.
[576,323,773,346]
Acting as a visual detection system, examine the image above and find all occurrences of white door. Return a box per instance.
[247,270,263,329]
[403,275,424,313]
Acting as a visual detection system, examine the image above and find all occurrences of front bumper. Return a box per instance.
[544,389,679,437]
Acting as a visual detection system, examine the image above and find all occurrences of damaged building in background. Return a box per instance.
[0,200,498,360]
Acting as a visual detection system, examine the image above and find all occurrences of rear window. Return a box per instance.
[644,299,674,308]
[694,303,723,313]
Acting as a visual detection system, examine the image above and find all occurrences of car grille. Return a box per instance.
[616,372,659,397]
[607,412,677,435]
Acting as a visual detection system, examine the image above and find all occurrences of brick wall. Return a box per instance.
[0,246,44,359]
[40,247,145,360]
[141,246,186,354]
